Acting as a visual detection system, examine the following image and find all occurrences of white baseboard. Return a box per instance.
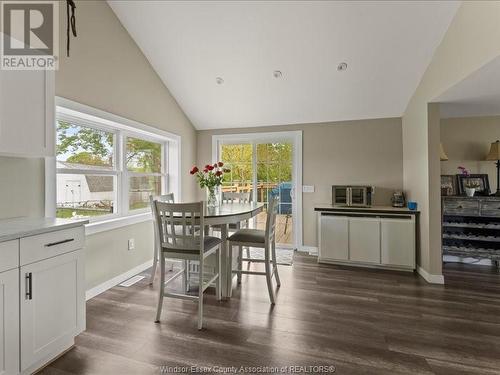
[86,259,152,301]
[417,266,444,284]
[298,245,318,255]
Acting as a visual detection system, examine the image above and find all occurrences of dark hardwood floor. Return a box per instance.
[40,255,500,375]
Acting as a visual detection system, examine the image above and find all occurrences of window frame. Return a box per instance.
[46,97,181,234]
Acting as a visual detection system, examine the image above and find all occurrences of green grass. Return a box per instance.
[56,208,111,218]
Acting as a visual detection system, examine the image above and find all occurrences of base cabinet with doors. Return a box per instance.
[0,219,86,375]
[317,207,417,271]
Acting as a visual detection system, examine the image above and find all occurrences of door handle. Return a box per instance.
[25,273,32,300]
[44,238,74,247]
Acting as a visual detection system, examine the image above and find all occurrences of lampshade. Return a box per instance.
[486,140,500,161]
[440,143,449,161]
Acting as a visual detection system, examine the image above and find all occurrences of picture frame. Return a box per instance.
[441,175,457,196]
[456,174,490,196]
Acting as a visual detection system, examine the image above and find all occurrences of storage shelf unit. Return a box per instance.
[442,196,500,263]
[315,206,418,271]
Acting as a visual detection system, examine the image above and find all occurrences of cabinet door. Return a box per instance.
[20,250,85,372]
[349,218,380,263]
[0,269,19,375]
[381,219,415,268]
[0,69,55,157]
[320,215,349,260]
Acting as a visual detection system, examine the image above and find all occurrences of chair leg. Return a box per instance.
[155,253,165,323]
[237,246,242,285]
[183,260,190,293]
[149,245,158,285]
[271,240,281,287]
[216,246,222,301]
[228,243,233,296]
[264,244,275,305]
[198,258,204,330]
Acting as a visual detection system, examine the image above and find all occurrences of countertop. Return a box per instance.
[0,217,89,243]
[314,204,419,214]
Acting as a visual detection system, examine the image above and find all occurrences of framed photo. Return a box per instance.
[441,175,457,196]
[457,174,490,196]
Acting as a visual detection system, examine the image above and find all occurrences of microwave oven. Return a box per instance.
[332,185,374,207]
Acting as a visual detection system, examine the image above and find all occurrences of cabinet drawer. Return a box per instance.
[443,199,479,216]
[480,200,500,217]
[0,240,19,273]
[20,227,85,266]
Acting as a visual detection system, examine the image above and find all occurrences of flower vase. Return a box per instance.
[465,187,475,197]
[206,186,219,207]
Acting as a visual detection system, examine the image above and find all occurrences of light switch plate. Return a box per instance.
[128,238,135,251]
[302,185,315,193]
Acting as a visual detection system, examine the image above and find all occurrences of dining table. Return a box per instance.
[203,201,264,298]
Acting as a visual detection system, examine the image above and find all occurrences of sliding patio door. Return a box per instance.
[213,132,302,249]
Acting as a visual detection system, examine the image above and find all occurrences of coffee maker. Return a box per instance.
[391,191,406,207]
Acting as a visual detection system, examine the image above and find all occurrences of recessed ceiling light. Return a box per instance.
[337,62,348,72]
[216,77,224,84]
[273,70,282,78]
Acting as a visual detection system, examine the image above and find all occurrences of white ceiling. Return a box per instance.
[438,56,500,119]
[108,1,459,130]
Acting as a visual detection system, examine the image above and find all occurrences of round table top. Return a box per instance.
[204,202,264,218]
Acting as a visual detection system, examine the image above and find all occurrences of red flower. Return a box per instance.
[203,168,208,173]
[215,170,223,177]
[190,166,199,175]
[205,164,210,169]
[218,162,224,167]
[207,165,214,171]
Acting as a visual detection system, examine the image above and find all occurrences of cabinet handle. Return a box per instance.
[25,273,32,300]
[44,238,74,247]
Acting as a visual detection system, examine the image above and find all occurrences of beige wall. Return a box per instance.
[197,118,404,248]
[402,1,500,278]
[441,116,500,191]
[0,1,197,291]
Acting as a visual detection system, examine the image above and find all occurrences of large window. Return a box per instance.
[55,111,168,221]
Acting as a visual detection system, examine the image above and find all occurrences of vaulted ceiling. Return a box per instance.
[109,1,460,130]
[438,56,500,119]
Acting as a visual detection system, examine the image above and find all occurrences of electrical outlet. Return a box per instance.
[128,238,135,251]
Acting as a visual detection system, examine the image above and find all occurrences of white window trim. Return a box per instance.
[45,97,182,235]
[211,131,303,249]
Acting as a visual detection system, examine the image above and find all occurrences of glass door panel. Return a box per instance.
[220,144,254,197]
[256,143,293,246]
[220,141,295,247]
[350,187,367,205]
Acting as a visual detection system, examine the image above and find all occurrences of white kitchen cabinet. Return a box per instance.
[0,69,55,157]
[349,217,381,263]
[20,249,85,373]
[0,218,87,375]
[317,208,416,271]
[319,215,349,261]
[381,218,415,268]
[0,269,19,375]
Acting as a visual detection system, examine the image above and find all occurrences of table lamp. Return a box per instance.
[486,140,500,196]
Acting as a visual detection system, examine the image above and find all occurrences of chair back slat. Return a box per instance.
[154,201,204,252]
[221,191,251,204]
[265,196,279,244]
[150,194,175,253]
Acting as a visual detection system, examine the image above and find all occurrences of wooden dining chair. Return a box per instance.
[227,196,281,304]
[153,201,222,330]
[149,193,175,285]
